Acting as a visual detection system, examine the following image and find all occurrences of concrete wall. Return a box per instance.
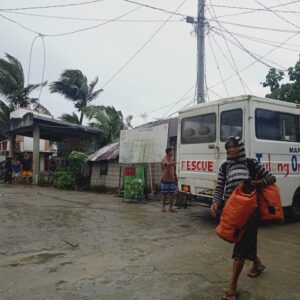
[90,160,163,193]
[90,160,122,189]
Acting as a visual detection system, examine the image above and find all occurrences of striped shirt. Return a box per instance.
[213,137,276,206]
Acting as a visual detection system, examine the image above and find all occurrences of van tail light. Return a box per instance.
[182,185,191,193]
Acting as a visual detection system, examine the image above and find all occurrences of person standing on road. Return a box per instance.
[21,152,33,184]
[210,136,276,300]
[161,146,177,212]
[11,155,21,185]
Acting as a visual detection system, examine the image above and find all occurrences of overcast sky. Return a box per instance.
[1,0,300,126]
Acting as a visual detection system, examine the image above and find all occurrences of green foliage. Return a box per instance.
[49,69,103,124]
[83,105,125,143]
[56,171,75,190]
[0,53,50,114]
[262,56,300,103]
[59,112,81,124]
[68,151,86,177]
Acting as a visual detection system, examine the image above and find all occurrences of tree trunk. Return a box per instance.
[79,111,83,125]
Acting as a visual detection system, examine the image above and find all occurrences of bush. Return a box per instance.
[55,171,75,190]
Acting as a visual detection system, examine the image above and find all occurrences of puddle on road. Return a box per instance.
[79,281,114,298]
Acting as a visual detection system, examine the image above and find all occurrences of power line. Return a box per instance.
[218,29,300,53]
[209,0,300,19]
[207,4,248,94]
[207,19,300,33]
[209,31,300,90]
[255,0,300,29]
[1,9,183,23]
[0,0,104,11]
[211,26,287,70]
[122,0,188,18]
[207,35,230,97]
[100,0,188,90]
[0,7,141,37]
[27,34,46,101]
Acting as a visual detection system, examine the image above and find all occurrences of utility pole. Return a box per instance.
[196,0,205,103]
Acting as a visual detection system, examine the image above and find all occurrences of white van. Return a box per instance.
[177,95,300,213]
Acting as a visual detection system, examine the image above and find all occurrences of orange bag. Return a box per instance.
[258,184,284,221]
[216,184,257,243]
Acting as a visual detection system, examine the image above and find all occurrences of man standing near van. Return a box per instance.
[161,146,177,212]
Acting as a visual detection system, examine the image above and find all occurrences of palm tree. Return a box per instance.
[0,100,12,124]
[59,112,81,124]
[0,53,49,114]
[49,70,103,124]
[83,105,125,143]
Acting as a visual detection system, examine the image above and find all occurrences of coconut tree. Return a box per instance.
[83,105,126,143]
[49,70,103,124]
[0,53,49,114]
[59,112,81,124]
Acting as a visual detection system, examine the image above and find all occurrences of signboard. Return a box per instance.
[119,124,169,163]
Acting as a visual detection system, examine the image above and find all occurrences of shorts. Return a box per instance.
[12,171,20,178]
[161,181,177,195]
[22,170,33,177]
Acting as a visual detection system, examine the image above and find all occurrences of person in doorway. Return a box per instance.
[21,152,32,184]
[161,146,177,212]
[210,136,276,300]
[11,155,21,185]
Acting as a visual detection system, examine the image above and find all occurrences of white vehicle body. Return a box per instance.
[177,95,300,212]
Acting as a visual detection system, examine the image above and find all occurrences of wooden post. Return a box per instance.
[33,124,40,185]
[118,165,122,196]
[148,163,154,197]
[8,134,15,157]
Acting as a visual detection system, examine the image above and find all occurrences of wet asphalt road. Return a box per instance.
[0,185,299,300]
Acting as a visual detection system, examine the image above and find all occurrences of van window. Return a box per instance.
[181,113,216,144]
[255,109,298,142]
[220,109,243,141]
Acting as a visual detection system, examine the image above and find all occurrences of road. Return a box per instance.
[0,185,299,300]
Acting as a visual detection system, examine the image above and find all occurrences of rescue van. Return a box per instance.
[177,95,300,213]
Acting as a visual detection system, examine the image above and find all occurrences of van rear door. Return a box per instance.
[178,105,219,197]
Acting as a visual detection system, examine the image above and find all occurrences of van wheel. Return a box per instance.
[292,187,300,215]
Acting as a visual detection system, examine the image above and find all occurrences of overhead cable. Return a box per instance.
[100,0,188,90]
[1,10,183,23]
[209,32,300,90]
[0,7,141,36]
[207,36,230,97]
[122,0,188,18]
[0,0,104,11]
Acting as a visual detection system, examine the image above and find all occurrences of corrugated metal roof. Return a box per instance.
[135,117,178,138]
[87,142,119,162]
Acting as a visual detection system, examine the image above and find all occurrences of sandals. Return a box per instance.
[247,264,266,277]
[168,208,177,213]
[161,208,166,212]
[222,291,239,300]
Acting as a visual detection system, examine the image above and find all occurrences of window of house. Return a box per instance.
[255,109,298,142]
[181,113,216,144]
[99,161,108,176]
[220,109,243,141]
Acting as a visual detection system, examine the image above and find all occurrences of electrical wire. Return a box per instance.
[1,9,183,23]
[209,31,300,90]
[207,4,248,94]
[27,34,46,101]
[207,35,229,97]
[216,29,300,53]
[122,0,188,18]
[100,0,188,90]
[207,19,300,33]
[210,0,300,19]
[0,0,104,11]
[211,26,287,70]
[255,0,300,29]
[0,7,141,37]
